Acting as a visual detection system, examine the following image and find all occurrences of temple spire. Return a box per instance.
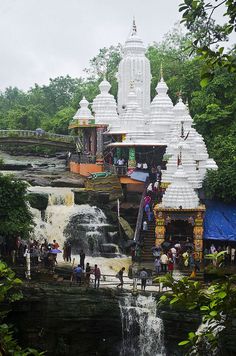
[160,63,163,79]
[132,17,137,35]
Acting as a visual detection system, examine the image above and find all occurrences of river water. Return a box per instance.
[119,294,166,356]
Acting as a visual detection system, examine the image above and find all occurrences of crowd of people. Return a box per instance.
[73,262,101,288]
[0,237,63,270]
[143,166,163,222]
[152,243,199,276]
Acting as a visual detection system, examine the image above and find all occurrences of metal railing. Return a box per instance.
[103,163,128,176]
[70,153,96,164]
[134,178,150,243]
[0,129,79,144]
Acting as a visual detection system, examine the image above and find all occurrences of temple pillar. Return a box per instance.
[193,212,204,262]
[90,129,96,156]
[116,147,122,159]
[155,211,165,247]
[96,127,104,164]
[128,147,136,169]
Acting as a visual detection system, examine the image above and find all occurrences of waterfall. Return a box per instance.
[119,294,166,356]
[28,187,75,206]
[29,186,109,254]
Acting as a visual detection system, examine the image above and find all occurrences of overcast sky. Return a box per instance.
[0,0,234,91]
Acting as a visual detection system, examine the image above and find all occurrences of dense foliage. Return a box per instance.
[0,261,43,355]
[158,273,236,355]
[0,25,235,202]
[179,0,236,86]
[0,174,34,239]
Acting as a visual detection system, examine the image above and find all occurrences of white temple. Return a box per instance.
[71,20,217,209]
[161,164,200,209]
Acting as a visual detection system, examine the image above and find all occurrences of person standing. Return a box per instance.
[52,239,59,249]
[154,256,161,274]
[182,251,189,268]
[160,252,168,273]
[116,267,125,289]
[231,247,235,265]
[79,250,85,270]
[94,264,101,288]
[143,220,148,231]
[168,257,174,275]
[140,268,148,291]
[135,246,142,264]
[85,262,91,287]
[65,242,71,263]
[170,246,177,264]
[74,264,83,285]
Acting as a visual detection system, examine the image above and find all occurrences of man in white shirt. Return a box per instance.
[170,247,177,264]
[117,158,125,166]
[160,253,168,272]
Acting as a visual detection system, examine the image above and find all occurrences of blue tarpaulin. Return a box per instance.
[130,171,149,182]
[204,200,236,241]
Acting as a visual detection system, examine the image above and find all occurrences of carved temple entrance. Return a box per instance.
[153,205,205,261]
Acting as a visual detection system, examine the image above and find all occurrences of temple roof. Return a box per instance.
[73,97,93,120]
[123,19,146,55]
[161,165,199,209]
[150,75,174,140]
[92,78,119,126]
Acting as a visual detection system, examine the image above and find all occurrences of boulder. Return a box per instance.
[27,192,48,210]
[51,177,85,188]
[24,176,52,186]
[73,190,90,204]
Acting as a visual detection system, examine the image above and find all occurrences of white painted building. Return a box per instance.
[73,20,217,194]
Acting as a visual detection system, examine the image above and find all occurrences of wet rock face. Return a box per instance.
[64,206,108,255]
[27,192,48,210]
[9,285,122,356]
[51,177,85,188]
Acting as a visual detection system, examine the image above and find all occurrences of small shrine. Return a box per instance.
[68,96,106,175]
[154,165,205,261]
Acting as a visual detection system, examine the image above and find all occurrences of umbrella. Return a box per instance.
[161,241,171,249]
[49,249,62,254]
[184,243,194,249]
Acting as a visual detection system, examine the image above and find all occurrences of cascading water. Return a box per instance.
[63,204,108,254]
[29,187,109,254]
[119,294,166,356]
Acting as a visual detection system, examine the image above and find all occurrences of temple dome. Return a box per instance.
[121,87,145,133]
[162,140,202,189]
[73,97,93,120]
[161,165,199,209]
[123,20,146,55]
[150,75,174,141]
[117,20,151,115]
[173,97,193,127]
[92,79,119,126]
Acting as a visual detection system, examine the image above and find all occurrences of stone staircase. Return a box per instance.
[140,222,156,262]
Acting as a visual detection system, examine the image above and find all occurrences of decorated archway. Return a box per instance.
[154,205,205,261]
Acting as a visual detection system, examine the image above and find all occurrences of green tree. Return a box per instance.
[44,106,76,134]
[0,261,43,355]
[6,105,47,130]
[158,273,236,355]
[179,0,236,86]
[84,45,122,98]
[0,174,34,239]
